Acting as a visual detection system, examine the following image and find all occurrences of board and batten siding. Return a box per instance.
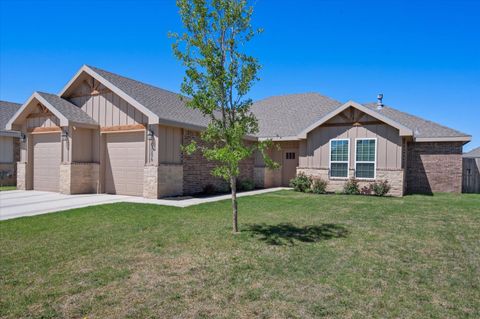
[299,124,403,170]
[0,136,14,163]
[72,128,95,163]
[158,125,182,164]
[68,82,148,127]
[27,115,59,129]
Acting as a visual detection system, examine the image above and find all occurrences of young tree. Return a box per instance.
[170,0,277,233]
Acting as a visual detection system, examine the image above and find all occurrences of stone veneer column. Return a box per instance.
[60,163,100,195]
[143,164,184,199]
[16,162,30,190]
[143,165,159,199]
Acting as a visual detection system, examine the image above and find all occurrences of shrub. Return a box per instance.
[202,184,216,195]
[343,178,360,195]
[360,185,373,195]
[311,178,328,194]
[371,180,391,196]
[289,173,312,192]
[237,179,255,192]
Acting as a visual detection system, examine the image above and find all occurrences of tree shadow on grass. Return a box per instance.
[244,223,349,246]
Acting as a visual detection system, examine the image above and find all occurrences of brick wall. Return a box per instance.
[406,142,463,194]
[182,130,254,195]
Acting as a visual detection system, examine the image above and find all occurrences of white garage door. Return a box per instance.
[105,132,145,196]
[33,133,61,192]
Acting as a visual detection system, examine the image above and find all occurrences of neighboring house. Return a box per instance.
[0,101,21,186]
[6,65,471,197]
[462,147,480,193]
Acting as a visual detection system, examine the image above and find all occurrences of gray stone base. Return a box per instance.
[297,167,404,197]
[144,164,183,199]
[60,163,100,195]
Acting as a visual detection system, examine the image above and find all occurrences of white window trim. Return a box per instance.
[329,138,350,179]
[354,138,377,180]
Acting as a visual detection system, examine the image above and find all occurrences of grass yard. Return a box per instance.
[0,186,15,191]
[1,191,479,318]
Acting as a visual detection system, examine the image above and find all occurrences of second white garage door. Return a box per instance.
[33,133,61,192]
[105,132,145,196]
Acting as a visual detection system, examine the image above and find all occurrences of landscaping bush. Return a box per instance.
[202,184,217,195]
[371,180,391,196]
[237,179,255,192]
[289,173,312,192]
[311,178,328,194]
[343,178,360,195]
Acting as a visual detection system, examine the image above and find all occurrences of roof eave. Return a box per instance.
[258,136,300,142]
[6,93,70,129]
[414,136,472,143]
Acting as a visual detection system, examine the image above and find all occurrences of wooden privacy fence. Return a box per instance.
[462,157,480,193]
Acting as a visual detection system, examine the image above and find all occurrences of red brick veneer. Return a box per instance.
[406,142,463,194]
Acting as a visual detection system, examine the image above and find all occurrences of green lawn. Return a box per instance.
[0,186,15,191]
[1,191,479,318]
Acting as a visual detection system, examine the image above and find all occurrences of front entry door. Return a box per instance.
[282,149,299,186]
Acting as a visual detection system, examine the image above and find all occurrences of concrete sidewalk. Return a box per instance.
[0,188,289,221]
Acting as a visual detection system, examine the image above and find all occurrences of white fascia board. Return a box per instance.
[415,136,472,142]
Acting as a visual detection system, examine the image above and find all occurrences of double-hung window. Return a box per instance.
[355,138,376,179]
[330,139,349,178]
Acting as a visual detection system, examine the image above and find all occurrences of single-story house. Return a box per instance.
[0,101,21,186]
[462,147,480,193]
[6,65,471,197]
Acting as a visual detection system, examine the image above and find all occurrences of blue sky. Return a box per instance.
[1,0,479,150]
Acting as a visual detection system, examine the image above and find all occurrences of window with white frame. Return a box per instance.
[355,139,376,179]
[330,139,349,178]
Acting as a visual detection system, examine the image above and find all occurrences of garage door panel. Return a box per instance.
[105,132,145,196]
[33,133,61,192]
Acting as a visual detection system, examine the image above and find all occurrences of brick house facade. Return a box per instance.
[6,65,471,198]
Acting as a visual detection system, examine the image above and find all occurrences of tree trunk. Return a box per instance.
[230,176,239,233]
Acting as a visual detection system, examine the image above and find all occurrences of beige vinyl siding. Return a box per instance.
[158,125,182,164]
[72,128,94,163]
[0,137,14,163]
[69,81,148,127]
[27,115,60,129]
[299,124,402,170]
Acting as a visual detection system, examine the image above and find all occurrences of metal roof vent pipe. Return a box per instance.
[377,93,384,110]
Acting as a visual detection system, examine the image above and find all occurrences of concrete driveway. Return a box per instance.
[0,191,131,221]
[0,188,288,221]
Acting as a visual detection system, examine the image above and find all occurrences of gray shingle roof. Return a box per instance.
[87,65,210,129]
[464,147,480,158]
[37,92,98,126]
[83,66,469,141]
[0,100,21,137]
[251,93,342,138]
[363,103,470,139]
